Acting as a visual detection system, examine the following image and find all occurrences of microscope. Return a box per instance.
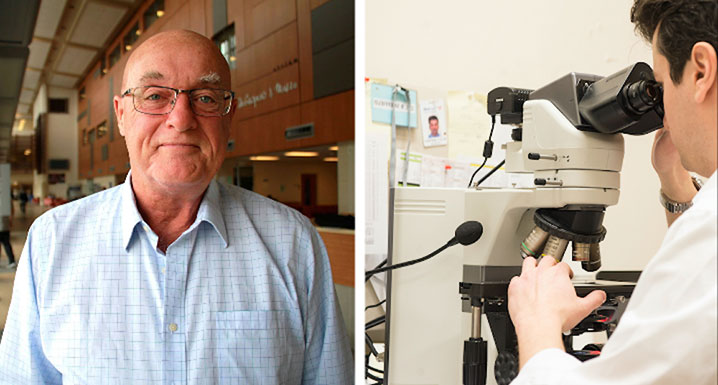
[383,63,663,385]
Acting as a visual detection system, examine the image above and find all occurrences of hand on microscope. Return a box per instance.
[507,256,606,370]
[652,128,699,225]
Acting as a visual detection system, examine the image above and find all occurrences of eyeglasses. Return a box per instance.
[121,86,235,117]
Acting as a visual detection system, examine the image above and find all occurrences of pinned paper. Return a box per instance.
[370,83,418,127]
[421,99,448,147]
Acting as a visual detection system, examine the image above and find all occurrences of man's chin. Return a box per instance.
[146,167,209,191]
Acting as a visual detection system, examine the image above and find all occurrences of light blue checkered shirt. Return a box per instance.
[0,175,353,384]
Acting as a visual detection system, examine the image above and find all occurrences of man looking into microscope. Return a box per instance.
[508,0,717,384]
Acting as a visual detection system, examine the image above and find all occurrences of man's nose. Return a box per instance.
[165,92,197,131]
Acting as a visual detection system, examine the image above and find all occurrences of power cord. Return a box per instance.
[475,159,506,187]
[366,299,386,311]
[365,221,483,280]
[468,115,496,187]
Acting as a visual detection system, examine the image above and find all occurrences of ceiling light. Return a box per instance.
[329,146,338,151]
[125,45,132,51]
[229,56,236,62]
[250,156,279,161]
[323,157,338,162]
[24,149,31,156]
[156,10,165,17]
[284,151,318,157]
[18,119,26,131]
[136,30,142,36]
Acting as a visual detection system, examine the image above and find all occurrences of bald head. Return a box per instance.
[122,30,231,91]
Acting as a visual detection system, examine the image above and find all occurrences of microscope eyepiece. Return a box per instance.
[622,79,662,115]
[577,62,664,135]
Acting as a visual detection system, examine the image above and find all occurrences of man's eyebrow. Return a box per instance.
[198,72,222,86]
[139,71,164,83]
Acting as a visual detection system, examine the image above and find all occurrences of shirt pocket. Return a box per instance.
[214,310,299,384]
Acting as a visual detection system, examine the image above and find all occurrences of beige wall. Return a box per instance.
[253,160,338,205]
[337,141,354,215]
[11,173,34,186]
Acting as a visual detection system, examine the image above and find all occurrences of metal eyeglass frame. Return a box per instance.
[121,85,235,117]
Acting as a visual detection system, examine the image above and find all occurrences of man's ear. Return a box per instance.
[114,95,126,136]
[691,42,717,104]
[228,98,237,120]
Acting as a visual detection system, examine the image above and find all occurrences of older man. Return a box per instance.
[508,1,716,384]
[0,30,353,384]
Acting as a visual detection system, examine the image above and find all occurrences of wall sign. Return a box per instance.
[236,81,298,110]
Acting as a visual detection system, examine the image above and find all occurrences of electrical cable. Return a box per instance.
[365,315,386,330]
[366,299,386,311]
[467,157,489,188]
[365,259,387,282]
[365,221,483,280]
[366,372,384,382]
[468,115,497,188]
[367,365,384,374]
[365,243,451,279]
[365,333,380,357]
[365,352,384,384]
[475,159,506,187]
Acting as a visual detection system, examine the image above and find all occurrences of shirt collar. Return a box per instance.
[195,178,229,248]
[120,171,229,250]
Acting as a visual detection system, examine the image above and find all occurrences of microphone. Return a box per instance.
[365,221,484,279]
[448,221,484,247]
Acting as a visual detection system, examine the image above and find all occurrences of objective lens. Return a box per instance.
[581,243,602,272]
[623,80,662,115]
[520,226,549,259]
[572,242,591,262]
[541,235,569,262]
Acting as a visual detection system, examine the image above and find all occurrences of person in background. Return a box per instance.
[0,204,16,269]
[17,190,27,215]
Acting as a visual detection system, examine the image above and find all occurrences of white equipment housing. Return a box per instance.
[385,100,624,385]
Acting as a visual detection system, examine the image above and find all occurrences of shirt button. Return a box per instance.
[169,323,178,332]
[143,225,150,232]
[161,267,166,274]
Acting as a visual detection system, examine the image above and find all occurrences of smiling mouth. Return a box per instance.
[159,143,200,151]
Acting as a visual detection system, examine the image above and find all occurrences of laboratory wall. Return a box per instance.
[366,0,666,270]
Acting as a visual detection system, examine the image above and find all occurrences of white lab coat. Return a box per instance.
[512,171,717,385]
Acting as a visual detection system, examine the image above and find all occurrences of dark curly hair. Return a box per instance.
[631,0,718,83]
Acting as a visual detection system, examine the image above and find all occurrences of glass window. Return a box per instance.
[143,0,165,30]
[124,22,140,52]
[213,24,236,70]
[109,45,121,68]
